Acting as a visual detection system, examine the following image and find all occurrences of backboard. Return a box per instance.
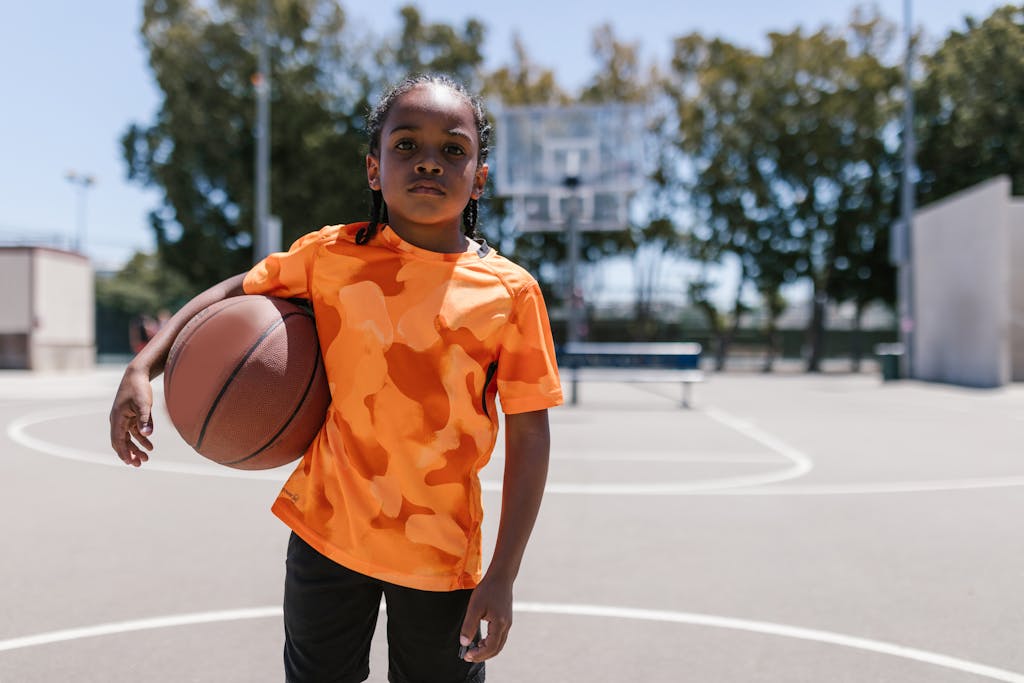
[491,103,646,232]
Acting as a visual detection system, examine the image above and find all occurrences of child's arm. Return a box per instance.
[459,408,551,663]
[109,273,248,467]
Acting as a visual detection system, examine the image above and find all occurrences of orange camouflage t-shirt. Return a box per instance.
[243,223,563,591]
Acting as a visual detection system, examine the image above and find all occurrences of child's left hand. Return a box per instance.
[459,574,514,662]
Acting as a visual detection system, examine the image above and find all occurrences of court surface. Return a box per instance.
[2,367,1023,682]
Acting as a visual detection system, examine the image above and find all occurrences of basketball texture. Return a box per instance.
[163,295,330,470]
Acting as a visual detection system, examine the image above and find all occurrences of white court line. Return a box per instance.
[490,451,783,464]
[5,406,291,481]
[6,405,810,495]
[0,608,281,653]
[2,603,1023,682]
[11,405,1024,496]
[720,477,1024,496]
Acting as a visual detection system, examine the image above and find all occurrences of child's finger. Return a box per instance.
[465,617,510,662]
[137,407,153,436]
[459,605,484,659]
[127,441,150,466]
[128,422,154,451]
[113,431,145,467]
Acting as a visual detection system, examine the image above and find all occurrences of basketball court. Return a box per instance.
[2,367,1024,681]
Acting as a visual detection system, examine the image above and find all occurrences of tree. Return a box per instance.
[664,33,786,367]
[124,1,491,293]
[484,34,566,106]
[579,25,671,339]
[96,251,194,317]
[916,4,1024,203]
[383,5,486,89]
[665,12,901,371]
[94,250,195,354]
[123,0,369,291]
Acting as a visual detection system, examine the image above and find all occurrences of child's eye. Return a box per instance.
[395,140,415,151]
[445,144,466,156]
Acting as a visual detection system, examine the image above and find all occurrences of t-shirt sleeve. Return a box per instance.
[495,281,564,414]
[243,230,321,298]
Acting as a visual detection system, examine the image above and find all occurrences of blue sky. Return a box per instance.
[0,0,1007,273]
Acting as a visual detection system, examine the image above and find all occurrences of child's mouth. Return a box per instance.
[409,183,445,196]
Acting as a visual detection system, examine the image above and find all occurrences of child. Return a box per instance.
[109,73,564,683]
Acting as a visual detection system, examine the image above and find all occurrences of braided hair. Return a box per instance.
[357,74,492,246]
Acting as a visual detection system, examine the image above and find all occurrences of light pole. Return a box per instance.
[65,170,96,255]
[252,0,272,260]
[897,0,916,378]
[564,151,583,405]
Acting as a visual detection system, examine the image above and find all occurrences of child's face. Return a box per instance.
[366,84,488,236]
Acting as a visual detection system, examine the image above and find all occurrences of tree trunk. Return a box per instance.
[805,288,827,373]
[850,301,865,373]
[762,320,778,372]
[716,278,746,371]
[694,301,726,371]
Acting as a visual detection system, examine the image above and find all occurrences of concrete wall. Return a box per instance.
[0,250,32,333]
[913,177,1011,388]
[32,249,95,371]
[1010,200,1024,382]
[0,247,94,371]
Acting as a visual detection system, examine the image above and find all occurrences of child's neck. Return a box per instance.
[387,220,471,254]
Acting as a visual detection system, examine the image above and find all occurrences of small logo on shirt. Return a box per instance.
[282,488,300,503]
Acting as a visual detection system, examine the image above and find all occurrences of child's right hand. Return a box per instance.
[109,365,155,467]
[107,273,249,468]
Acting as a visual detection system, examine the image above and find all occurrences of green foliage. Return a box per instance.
[579,24,650,104]
[95,251,194,315]
[123,0,369,291]
[664,10,901,368]
[916,4,1024,202]
[123,0,494,294]
[119,0,1023,362]
[483,34,567,105]
[387,5,486,87]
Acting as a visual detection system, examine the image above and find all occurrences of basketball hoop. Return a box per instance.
[491,103,647,347]
[491,103,646,232]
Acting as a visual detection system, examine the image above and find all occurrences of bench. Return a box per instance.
[558,342,705,408]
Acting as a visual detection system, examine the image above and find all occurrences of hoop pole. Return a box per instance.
[898,0,916,379]
[565,152,582,405]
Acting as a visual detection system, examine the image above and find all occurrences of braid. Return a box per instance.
[462,199,479,239]
[357,189,385,245]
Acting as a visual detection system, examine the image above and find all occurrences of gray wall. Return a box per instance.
[0,247,94,371]
[912,177,1011,388]
[1011,200,1024,382]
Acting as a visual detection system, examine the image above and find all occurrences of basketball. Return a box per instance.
[163,295,330,470]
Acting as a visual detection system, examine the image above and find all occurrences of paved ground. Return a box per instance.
[1,366,1023,682]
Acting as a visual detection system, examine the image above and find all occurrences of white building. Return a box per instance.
[0,247,95,371]
[912,176,1024,387]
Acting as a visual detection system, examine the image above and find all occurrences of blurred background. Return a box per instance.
[1,0,1020,382]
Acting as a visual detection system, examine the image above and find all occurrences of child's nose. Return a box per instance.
[416,155,442,175]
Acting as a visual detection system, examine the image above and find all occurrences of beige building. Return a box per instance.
[912,176,1024,387]
[0,247,95,371]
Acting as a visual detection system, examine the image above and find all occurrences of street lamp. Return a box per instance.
[252,0,273,260]
[898,0,916,379]
[65,170,96,254]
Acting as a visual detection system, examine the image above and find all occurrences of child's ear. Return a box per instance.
[471,163,489,200]
[366,154,381,191]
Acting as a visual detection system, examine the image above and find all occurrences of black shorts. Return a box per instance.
[283,532,485,683]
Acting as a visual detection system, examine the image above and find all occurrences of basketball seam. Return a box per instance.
[194,312,301,451]
[221,339,323,467]
[165,296,253,397]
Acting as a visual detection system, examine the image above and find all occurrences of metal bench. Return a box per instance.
[558,342,705,408]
